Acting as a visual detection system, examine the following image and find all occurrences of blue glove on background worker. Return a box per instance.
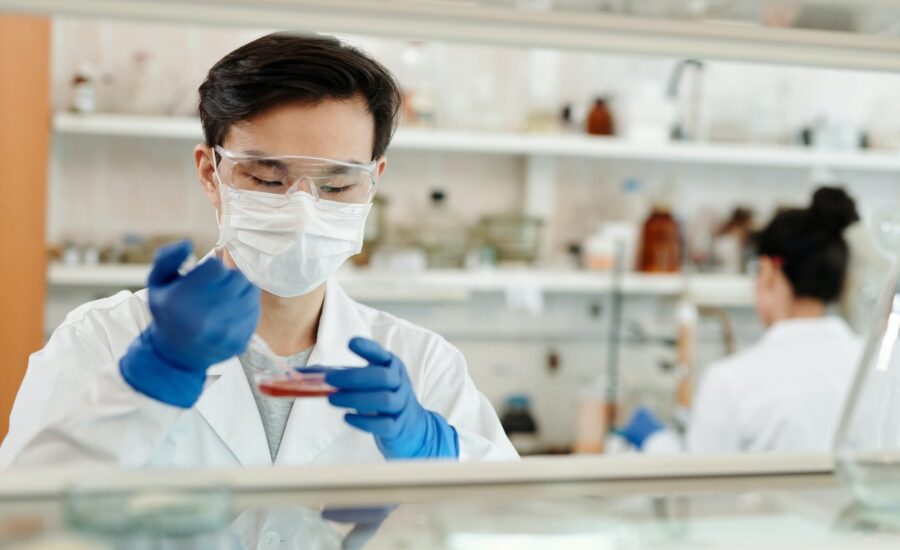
[619,406,666,450]
[325,337,459,460]
[120,240,260,408]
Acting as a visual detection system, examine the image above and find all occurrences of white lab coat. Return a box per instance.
[0,279,518,468]
[645,317,863,454]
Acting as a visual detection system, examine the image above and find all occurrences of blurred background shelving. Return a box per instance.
[47,263,754,306]
[54,112,900,172]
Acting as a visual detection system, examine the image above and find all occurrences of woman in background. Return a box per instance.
[622,187,864,454]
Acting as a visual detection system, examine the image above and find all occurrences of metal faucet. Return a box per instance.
[667,59,705,141]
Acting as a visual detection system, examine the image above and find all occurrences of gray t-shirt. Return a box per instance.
[238,347,313,462]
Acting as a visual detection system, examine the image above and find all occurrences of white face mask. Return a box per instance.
[215,180,371,297]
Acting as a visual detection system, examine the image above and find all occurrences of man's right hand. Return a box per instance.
[120,240,260,408]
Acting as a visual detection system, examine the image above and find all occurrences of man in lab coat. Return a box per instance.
[1,33,517,468]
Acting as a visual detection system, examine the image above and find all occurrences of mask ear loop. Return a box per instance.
[210,147,228,261]
[206,146,223,193]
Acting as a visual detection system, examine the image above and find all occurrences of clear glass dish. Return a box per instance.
[64,485,238,548]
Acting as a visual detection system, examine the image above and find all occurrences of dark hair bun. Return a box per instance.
[809,186,859,235]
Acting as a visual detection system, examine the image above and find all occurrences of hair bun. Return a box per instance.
[809,186,859,235]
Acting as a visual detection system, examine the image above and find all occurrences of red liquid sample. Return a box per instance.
[258,378,336,398]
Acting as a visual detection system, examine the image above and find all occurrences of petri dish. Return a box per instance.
[257,369,337,398]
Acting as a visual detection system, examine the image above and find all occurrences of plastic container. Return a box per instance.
[500,395,540,455]
[572,387,608,454]
[583,222,638,272]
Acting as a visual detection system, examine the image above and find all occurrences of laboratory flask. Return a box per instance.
[836,206,900,509]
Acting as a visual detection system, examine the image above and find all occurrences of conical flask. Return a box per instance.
[836,207,900,509]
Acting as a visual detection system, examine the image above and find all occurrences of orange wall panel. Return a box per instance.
[0,15,51,438]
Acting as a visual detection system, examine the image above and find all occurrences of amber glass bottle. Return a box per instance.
[586,98,615,136]
[638,206,681,273]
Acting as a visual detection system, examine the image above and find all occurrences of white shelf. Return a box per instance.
[54,112,201,139]
[54,113,900,172]
[395,129,900,172]
[48,264,150,288]
[47,264,754,306]
[11,0,900,73]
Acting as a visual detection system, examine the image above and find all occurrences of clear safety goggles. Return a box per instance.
[213,146,378,205]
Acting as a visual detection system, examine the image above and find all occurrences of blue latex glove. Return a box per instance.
[324,337,459,460]
[120,240,260,408]
[618,406,666,450]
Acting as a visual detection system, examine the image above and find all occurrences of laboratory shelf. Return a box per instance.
[53,112,201,139]
[48,263,151,288]
[47,263,754,306]
[11,0,900,72]
[394,129,900,172]
[53,112,900,172]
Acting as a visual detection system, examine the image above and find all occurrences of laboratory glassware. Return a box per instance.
[836,206,900,509]
[64,485,240,549]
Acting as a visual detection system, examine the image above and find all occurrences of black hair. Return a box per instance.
[756,186,859,303]
[198,32,401,160]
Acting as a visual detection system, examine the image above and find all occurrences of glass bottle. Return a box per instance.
[70,62,97,114]
[417,190,468,269]
[637,205,682,273]
[586,97,615,136]
[399,41,436,128]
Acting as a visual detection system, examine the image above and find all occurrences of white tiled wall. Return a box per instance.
[45,17,900,447]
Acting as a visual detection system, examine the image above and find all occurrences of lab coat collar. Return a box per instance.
[760,316,854,347]
[198,278,371,466]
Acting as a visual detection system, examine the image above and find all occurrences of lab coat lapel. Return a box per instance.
[197,358,272,466]
[193,249,270,466]
[275,278,372,464]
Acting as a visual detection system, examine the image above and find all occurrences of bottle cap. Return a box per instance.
[507,395,531,408]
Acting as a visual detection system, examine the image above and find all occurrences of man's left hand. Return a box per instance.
[323,337,459,460]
